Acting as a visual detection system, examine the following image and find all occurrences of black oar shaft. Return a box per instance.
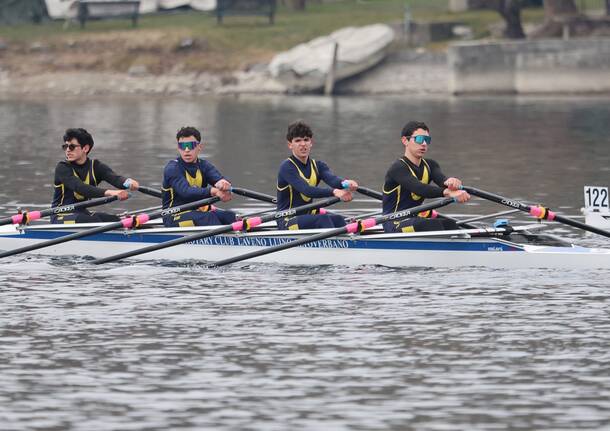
[463,186,610,239]
[137,186,162,198]
[0,195,119,226]
[93,196,341,264]
[210,197,455,268]
[231,187,276,204]
[0,196,220,259]
[356,186,383,200]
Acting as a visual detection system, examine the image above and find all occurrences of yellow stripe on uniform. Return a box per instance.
[399,158,430,201]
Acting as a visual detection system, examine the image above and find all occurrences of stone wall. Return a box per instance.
[448,38,610,94]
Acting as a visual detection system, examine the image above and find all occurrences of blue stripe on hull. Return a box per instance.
[4,230,523,252]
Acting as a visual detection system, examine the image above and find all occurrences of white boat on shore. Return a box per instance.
[268,24,395,93]
[1,222,609,269]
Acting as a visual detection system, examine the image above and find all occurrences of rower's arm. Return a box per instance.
[164,162,212,200]
[201,160,227,186]
[280,162,334,198]
[55,163,107,199]
[427,159,449,188]
[317,160,345,189]
[94,160,129,190]
[390,162,445,198]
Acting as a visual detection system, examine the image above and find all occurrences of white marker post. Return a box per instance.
[583,186,610,230]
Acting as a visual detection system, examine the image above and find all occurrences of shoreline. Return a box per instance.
[0,50,451,97]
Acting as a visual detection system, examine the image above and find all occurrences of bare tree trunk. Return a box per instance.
[606,0,610,16]
[498,0,526,38]
[487,0,527,39]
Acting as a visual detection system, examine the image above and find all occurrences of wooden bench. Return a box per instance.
[216,0,276,25]
[77,0,141,28]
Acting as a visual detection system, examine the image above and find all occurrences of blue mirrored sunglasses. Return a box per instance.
[409,135,431,145]
[177,141,200,151]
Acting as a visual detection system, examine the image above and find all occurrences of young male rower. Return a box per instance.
[51,128,140,224]
[382,121,470,233]
[161,126,236,227]
[276,120,358,230]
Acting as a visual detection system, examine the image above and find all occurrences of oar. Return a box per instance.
[355,185,470,227]
[209,197,456,268]
[137,185,162,198]
[0,195,119,227]
[92,196,341,264]
[231,187,277,204]
[356,186,382,200]
[0,196,221,259]
[462,186,610,239]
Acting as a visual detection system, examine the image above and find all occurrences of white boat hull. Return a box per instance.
[1,224,609,269]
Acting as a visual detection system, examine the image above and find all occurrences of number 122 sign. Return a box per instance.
[584,186,609,211]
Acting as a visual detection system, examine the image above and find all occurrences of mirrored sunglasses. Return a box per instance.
[410,135,431,145]
[177,141,200,151]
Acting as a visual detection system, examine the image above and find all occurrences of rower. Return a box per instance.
[276,120,358,230]
[161,126,236,227]
[382,120,470,233]
[51,128,140,224]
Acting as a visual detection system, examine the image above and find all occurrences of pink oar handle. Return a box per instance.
[530,206,556,221]
[231,217,263,231]
[345,218,377,234]
[10,210,43,225]
[27,211,42,222]
[136,214,150,225]
[121,218,135,228]
[121,213,151,228]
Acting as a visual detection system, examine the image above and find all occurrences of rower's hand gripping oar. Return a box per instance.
[0,184,162,227]
[0,196,221,259]
[209,197,456,268]
[462,186,610,239]
[92,196,342,265]
[355,185,473,227]
[0,195,120,227]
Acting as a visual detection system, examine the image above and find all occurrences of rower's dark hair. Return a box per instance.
[286,120,313,141]
[401,121,429,138]
[176,126,201,142]
[63,128,94,153]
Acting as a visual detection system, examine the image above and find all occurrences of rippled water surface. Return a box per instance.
[1,95,609,430]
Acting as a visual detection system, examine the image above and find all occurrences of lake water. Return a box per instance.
[0,94,609,430]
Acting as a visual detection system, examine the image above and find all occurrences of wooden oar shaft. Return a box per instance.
[93,196,341,264]
[210,197,455,268]
[0,196,220,259]
[0,195,119,226]
[463,186,610,239]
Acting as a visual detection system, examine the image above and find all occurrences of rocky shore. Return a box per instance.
[0,49,450,97]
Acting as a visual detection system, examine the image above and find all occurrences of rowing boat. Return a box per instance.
[1,222,609,269]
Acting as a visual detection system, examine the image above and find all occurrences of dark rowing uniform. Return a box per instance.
[51,158,126,224]
[161,157,236,227]
[276,155,345,230]
[382,156,457,233]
